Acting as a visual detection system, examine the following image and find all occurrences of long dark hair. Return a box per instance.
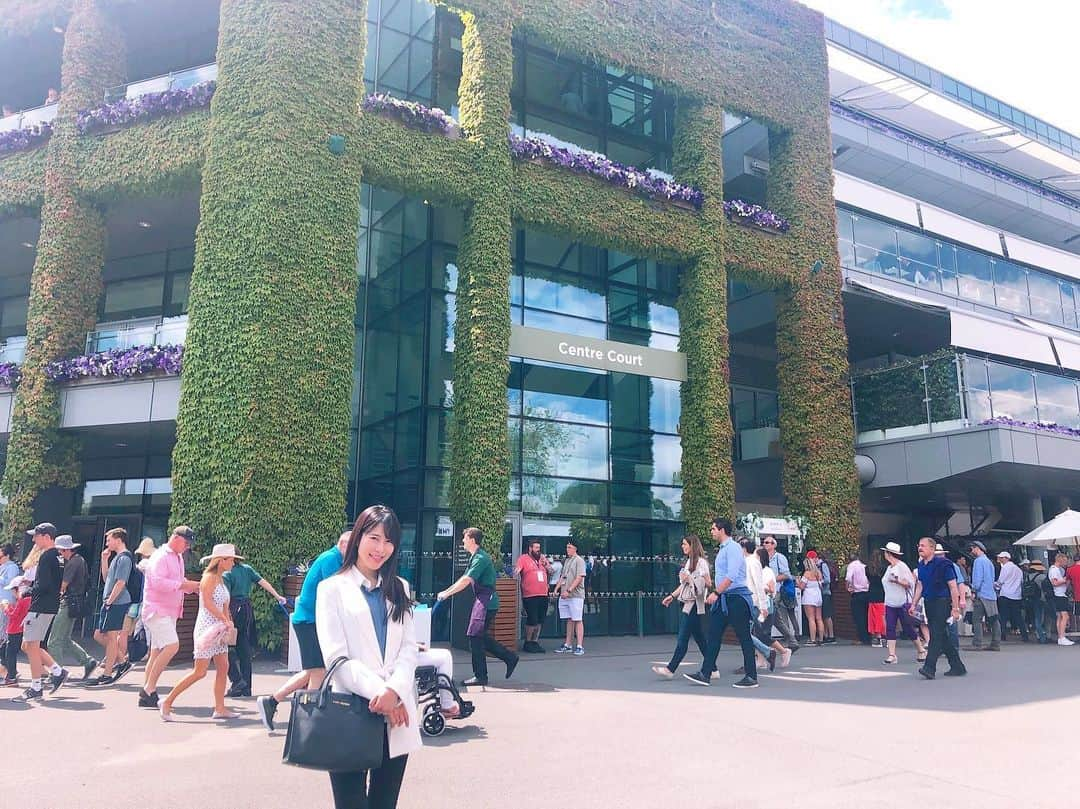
[683,534,705,573]
[339,505,412,622]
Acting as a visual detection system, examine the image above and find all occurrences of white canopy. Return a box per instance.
[1014,509,1080,548]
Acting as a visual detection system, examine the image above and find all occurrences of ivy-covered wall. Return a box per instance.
[167,0,366,642]
[1,0,124,534]
[0,0,863,634]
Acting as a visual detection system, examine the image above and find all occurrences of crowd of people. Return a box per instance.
[4,510,1080,807]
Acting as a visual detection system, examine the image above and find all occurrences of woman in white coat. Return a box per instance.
[316,505,421,809]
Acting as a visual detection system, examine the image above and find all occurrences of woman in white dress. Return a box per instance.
[160,543,238,720]
[798,554,825,645]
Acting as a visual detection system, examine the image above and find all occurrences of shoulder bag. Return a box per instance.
[282,655,386,772]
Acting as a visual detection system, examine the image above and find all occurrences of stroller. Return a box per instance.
[415,664,474,737]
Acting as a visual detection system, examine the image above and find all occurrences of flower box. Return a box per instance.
[722,199,790,233]
[362,93,459,138]
[77,82,215,135]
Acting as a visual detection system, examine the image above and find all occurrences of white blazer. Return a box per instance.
[315,568,422,758]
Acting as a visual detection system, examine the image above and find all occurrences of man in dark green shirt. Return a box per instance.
[438,527,518,686]
[222,560,288,696]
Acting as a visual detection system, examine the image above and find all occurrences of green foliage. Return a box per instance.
[168,0,366,647]
[2,0,124,536]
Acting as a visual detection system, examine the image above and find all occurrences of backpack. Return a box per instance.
[127,625,148,663]
[1022,574,1042,602]
[1041,572,1057,603]
[120,551,145,604]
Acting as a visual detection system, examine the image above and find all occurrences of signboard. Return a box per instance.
[508,325,687,381]
[759,517,801,537]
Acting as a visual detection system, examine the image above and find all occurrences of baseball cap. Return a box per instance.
[970,540,987,553]
[27,522,57,537]
[171,526,196,545]
[997,551,1011,560]
[805,550,818,559]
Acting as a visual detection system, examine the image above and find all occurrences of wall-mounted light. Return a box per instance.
[21,241,34,248]
[137,220,151,228]
[810,259,823,275]
[328,134,345,155]
[52,25,64,34]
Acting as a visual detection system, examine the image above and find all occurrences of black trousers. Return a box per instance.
[227,598,255,688]
[998,597,1028,640]
[2,631,21,678]
[328,731,408,809]
[850,592,871,644]
[699,593,756,680]
[923,597,965,675]
[469,609,516,683]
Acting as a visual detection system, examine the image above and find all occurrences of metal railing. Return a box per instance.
[104,63,218,104]
[0,102,59,133]
[851,351,1080,442]
[85,315,188,354]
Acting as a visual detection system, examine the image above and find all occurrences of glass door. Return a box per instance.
[74,514,144,637]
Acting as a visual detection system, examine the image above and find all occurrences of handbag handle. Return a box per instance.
[318,656,352,709]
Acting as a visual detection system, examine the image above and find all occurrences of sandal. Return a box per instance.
[883,655,897,664]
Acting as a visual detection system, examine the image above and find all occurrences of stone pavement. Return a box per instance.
[7,636,1077,809]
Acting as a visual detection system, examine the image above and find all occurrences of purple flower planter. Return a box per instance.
[509,133,704,209]
[45,344,184,382]
[362,93,457,136]
[981,416,1080,439]
[0,362,22,387]
[77,82,216,134]
[0,122,53,156]
[722,199,791,233]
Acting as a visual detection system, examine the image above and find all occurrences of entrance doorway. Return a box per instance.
[71,514,143,636]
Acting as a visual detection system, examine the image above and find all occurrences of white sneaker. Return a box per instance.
[780,650,792,668]
[1058,637,1075,646]
[554,644,573,653]
[573,646,585,656]
[651,665,673,679]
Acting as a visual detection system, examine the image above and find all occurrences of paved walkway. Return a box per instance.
[7,636,1077,808]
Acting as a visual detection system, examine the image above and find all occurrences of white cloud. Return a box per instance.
[801,0,1080,136]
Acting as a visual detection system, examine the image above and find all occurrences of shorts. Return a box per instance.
[1054,596,1071,613]
[557,596,584,622]
[143,614,179,649]
[523,595,549,626]
[98,603,128,633]
[22,611,56,644]
[294,621,325,670]
[126,603,141,621]
[821,593,834,619]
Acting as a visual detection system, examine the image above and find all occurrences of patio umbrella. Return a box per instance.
[1014,509,1080,548]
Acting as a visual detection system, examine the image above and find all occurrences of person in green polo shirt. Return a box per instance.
[222,557,288,697]
[437,527,519,686]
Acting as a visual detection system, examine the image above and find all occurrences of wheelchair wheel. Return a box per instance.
[422,708,446,737]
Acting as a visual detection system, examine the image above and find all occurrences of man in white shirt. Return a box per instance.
[763,536,799,652]
[995,552,1028,643]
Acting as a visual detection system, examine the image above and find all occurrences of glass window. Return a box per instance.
[896,229,939,287]
[0,296,28,339]
[607,284,679,336]
[610,483,682,521]
[520,361,608,425]
[1035,372,1080,429]
[955,247,994,304]
[610,431,681,485]
[1061,282,1078,330]
[522,476,607,517]
[102,276,166,319]
[1027,271,1064,324]
[522,420,608,480]
[992,260,1029,314]
[963,355,991,423]
[609,373,680,434]
[988,361,1036,422]
[522,266,605,321]
[167,271,191,315]
[851,215,899,277]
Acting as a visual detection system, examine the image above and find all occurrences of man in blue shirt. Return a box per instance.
[256,530,348,731]
[684,518,759,689]
[764,536,800,651]
[910,537,966,680]
[968,540,1001,652]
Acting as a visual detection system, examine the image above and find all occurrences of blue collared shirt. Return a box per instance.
[917,556,956,600]
[768,551,790,579]
[360,575,388,658]
[714,538,747,590]
[970,554,997,600]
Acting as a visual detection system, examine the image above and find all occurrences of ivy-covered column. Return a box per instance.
[1,0,124,534]
[672,102,734,538]
[447,10,514,559]
[170,0,365,638]
[770,120,861,559]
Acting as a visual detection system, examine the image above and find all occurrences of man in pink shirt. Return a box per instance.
[138,526,199,708]
[845,551,871,646]
[514,540,553,653]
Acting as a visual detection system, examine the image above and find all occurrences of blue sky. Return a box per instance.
[800,0,1080,135]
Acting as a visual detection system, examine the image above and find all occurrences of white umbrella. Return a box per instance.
[1014,509,1080,548]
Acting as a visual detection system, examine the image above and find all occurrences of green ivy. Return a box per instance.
[2,0,124,536]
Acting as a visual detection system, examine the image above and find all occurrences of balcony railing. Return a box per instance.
[0,336,26,365]
[86,315,188,354]
[0,102,58,134]
[104,63,218,104]
[851,351,1080,442]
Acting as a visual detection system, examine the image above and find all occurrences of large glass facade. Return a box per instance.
[837,206,1080,330]
[511,33,676,171]
[100,247,193,322]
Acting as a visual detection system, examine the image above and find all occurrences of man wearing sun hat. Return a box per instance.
[138,526,200,708]
[46,535,98,680]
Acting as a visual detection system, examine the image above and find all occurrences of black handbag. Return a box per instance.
[282,656,386,772]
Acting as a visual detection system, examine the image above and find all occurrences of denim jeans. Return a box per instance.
[1031,599,1049,642]
[666,609,707,672]
[699,594,756,680]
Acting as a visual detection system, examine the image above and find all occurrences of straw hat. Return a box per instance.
[883,541,903,556]
[135,537,156,558]
[200,543,245,565]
